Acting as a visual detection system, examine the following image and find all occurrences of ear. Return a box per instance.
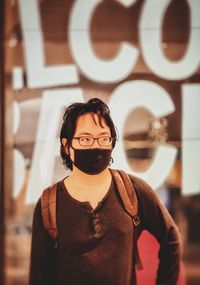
[61,138,69,154]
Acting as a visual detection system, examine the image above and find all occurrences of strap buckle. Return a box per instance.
[133,215,140,226]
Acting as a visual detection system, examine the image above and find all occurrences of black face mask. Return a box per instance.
[71,148,112,175]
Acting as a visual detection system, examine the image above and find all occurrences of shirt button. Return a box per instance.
[93,219,99,226]
[95,224,101,232]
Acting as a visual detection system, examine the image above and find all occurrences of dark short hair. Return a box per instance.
[60,98,117,170]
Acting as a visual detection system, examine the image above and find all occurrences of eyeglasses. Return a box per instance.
[72,136,114,147]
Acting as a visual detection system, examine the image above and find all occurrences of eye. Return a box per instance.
[79,137,93,145]
[99,136,111,144]
[81,137,92,142]
[102,137,109,141]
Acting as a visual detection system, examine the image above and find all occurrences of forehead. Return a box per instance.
[74,113,110,135]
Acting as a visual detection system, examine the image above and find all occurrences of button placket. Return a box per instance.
[91,212,104,238]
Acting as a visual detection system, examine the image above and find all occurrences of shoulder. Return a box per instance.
[126,172,158,202]
[34,180,62,214]
[125,172,169,218]
[111,168,158,202]
[40,179,65,201]
[125,172,176,229]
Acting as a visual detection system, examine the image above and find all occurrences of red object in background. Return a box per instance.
[136,230,186,285]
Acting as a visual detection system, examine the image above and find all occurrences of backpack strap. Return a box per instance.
[41,182,58,241]
[110,169,140,226]
[110,168,143,270]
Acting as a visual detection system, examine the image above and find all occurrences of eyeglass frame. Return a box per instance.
[72,136,115,147]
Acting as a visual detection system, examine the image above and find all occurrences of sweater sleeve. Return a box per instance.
[130,175,182,285]
[29,199,56,285]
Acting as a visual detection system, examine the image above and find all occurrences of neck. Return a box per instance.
[69,167,111,188]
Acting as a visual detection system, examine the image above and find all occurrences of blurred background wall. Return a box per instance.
[1,0,200,284]
[1,0,5,284]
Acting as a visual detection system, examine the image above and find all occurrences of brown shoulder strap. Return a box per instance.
[110,168,140,224]
[110,168,143,270]
[41,182,58,240]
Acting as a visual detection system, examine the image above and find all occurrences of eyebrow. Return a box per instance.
[76,132,110,136]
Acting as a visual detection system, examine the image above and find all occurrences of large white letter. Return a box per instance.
[13,101,26,198]
[18,0,78,88]
[26,89,84,204]
[69,0,138,83]
[182,84,200,195]
[109,80,177,189]
[116,0,137,7]
[140,0,200,80]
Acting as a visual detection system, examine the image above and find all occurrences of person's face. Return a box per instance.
[62,113,112,162]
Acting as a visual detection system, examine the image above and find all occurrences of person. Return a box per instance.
[29,98,182,285]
